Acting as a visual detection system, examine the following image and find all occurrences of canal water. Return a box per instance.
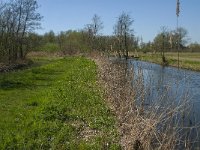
[109,57,200,147]
[129,60,200,125]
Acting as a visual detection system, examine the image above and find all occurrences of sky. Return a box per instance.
[36,0,200,44]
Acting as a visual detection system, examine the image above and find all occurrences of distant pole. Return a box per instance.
[176,0,180,69]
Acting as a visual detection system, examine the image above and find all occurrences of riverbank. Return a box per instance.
[1,53,196,149]
[139,52,200,71]
[94,54,196,149]
[0,55,120,149]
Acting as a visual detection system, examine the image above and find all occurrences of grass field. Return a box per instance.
[0,56,120,149]
[139,52,200,71]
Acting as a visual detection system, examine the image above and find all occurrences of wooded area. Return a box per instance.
[0,0,42,63]
[1,0,200,64]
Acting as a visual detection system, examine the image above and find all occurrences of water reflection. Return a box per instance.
[130,60,200,123]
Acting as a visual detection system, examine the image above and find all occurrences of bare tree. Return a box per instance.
[114,12,134,59]
[0,0,42,63]
[91,14,103,37]
[16,0,42,58]
[84,14,103,51]
[57,31,66,50]
[160,26,169,64]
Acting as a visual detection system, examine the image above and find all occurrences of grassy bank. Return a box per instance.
[139,52,200,71]
[0,56,119,149]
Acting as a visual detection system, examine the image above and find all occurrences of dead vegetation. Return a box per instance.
[93,54,198,150]
[0,59,32,72]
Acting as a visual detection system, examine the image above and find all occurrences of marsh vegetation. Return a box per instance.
[1,0,200,149]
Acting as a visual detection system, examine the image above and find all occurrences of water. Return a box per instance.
[129,59,200,126]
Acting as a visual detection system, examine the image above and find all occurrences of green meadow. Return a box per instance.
[139,52,200,71]
[0,56,120,149]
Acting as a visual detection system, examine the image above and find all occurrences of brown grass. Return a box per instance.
[93,54,198,150]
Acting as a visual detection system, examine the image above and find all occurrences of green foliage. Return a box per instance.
[189,43,200,52]
[31,30,92,54]
[152,27,189,53]
[39,42,60,52]
[0,57,120,149]
[139,52,200,71]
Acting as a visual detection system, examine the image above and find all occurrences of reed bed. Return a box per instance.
[93,54,198,150]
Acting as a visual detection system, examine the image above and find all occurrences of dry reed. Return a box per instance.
[93,54,198,150]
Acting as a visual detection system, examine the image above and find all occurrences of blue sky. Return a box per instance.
[37,0,200,43]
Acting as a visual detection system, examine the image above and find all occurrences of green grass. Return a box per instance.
[139,52,200,71]
[0,56,120,149]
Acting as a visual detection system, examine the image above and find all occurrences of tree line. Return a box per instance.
[0,0,42,63]
[29,13,138,59]
[1,0,200,64]
[34,17,200,57]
